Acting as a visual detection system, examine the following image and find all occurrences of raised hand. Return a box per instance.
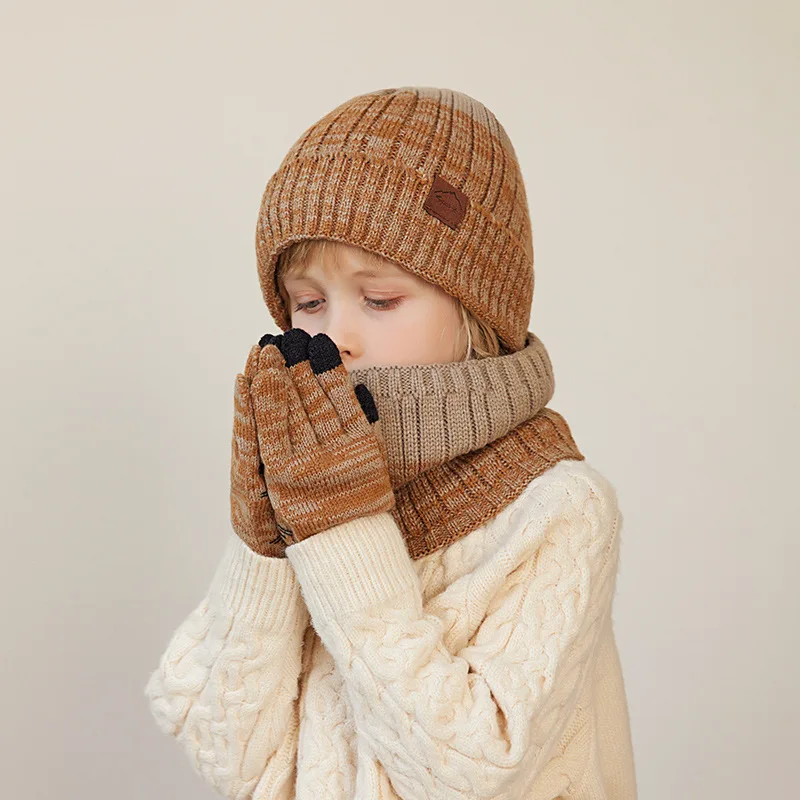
[229,339,294,558]
[250,328,395,545]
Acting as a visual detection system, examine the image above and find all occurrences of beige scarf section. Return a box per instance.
[346,332,585,561]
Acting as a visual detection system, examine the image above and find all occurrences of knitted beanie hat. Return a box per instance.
[254,86,535,354]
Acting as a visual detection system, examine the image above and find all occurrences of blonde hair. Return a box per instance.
[276,239,508,362]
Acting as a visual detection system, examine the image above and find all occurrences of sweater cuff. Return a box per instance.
[285,512,421,619]
[209,532,304,633]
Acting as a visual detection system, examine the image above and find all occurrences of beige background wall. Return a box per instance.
[2,1,797,797]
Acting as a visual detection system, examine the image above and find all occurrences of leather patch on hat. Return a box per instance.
[423,173,468,230]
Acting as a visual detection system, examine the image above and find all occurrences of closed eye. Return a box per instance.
[293,297,404,312]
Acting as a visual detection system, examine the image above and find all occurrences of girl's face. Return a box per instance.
[282,243,464,370]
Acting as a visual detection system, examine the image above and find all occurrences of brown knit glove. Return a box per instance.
[250,328,396,546]
[229,342,294,559]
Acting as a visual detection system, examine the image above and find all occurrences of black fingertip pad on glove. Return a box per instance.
[259,332,284,349]
[308,333,343,374]
[354,384,379,424]
[280,328,312,367]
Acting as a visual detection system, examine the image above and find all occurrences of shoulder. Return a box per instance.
[481,458,623,565]
[501,458,620,525]
[414,459,623,594]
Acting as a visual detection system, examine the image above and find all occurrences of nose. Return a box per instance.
[321,314,362,366]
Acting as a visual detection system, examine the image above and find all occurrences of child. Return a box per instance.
[144,86,638,799]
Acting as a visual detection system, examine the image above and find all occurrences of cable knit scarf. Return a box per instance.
[346,331,585,560]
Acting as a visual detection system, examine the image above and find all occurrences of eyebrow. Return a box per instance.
[353,268,396,278]
[285,267,405,284]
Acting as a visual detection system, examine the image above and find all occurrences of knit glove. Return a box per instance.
[229,341,295,559]
[250,328,396,546]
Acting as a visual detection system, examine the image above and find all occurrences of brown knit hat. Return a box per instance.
[255,86,535,354]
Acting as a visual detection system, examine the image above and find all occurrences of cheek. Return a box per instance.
[416,296,459,332]
[386,302,433,337]
[390,300,461,358]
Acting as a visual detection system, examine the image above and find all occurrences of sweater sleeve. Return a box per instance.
[144,532,310,799]
[284,464,622,800]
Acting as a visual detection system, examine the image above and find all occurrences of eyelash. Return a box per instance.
[292,297,403,313]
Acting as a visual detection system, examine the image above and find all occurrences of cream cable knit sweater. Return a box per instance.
[144,458,637,799]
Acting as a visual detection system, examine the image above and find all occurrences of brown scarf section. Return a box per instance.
[347,332,585,560]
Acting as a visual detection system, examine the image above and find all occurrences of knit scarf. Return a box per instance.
[346,332,585,560]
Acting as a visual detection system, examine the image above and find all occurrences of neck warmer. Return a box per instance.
[347,332,585,560]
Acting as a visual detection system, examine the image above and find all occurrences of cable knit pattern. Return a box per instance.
[145,458,637,799]
[144,535,311,797]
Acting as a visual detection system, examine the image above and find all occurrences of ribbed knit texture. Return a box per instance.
[255,86,536,354]
[347,331,555,489]
[144,458,638,798]
[345,329,584,559]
